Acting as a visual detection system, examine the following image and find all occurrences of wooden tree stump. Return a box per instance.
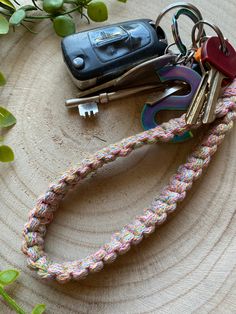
[0,0,236,313]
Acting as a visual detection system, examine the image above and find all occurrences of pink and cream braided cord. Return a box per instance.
[22,80,236,283]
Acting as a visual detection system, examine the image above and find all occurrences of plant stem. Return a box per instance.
[0,285,26,314]
[32,0,43,11]
[21,22,38,33]
[26,4,84,19]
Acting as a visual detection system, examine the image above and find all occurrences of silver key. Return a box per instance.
[145,85,187,105]
[202,64,226,124]
[67,84,186,118]
[185,70,209,125]
[78,103,98,118]
[66,85,160,109]
[66,85,164,117]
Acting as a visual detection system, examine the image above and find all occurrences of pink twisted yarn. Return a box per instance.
[22,80,236,283]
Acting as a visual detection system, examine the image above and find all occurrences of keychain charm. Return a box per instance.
[141,65,201,142]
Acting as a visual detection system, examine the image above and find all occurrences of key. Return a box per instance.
[186,37,236,125]
[200,37,236,123]
[66,84,165,117]
[66,85,162,109]
[185,70,209,125]
[78,103,99,118]
[69,84,185,118]
[185,47,211,125]
[202,64,226,123]
[144,85,186,105]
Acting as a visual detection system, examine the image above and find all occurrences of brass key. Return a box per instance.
[202,64,226,124]
[185,70,209,125]
[186,20,236,125]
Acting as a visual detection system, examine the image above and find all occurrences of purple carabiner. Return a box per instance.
[141,65,202,142]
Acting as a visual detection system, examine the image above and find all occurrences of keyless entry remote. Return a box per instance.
[61,19,168,91]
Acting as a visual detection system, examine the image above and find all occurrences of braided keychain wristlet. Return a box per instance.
[22,80,236,283]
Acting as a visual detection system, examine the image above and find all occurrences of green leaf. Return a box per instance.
[0,0,15,10]
[0,14,9,34]
[43,0,63,13]
[117,0,127,2]
[9,9,26,26]
[0,106,16,128]
[0,145,14,162]
[0,72,6,86]
[53,15,75,37]
[32,304,46,314]
[20,5,37,11]
[87,0,108,22]
[0,270,19,286]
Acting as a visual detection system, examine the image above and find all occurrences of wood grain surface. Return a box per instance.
[1,0,236,313]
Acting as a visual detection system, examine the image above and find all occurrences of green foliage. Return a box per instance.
[0,79,16,162]
[53,15,75,37]
[0,269,46,314]
[19,5,37,11]
[87,0,108,22]
[0,270,19,286]
[31,304,46,314]
[0,106,17,128]
[0,71,6,85]
[0,0,15,11]
[0,14,9,34]
[9,9,26,25]
[43,0,63,14]
[0,145,14,162]
[0,0,126,37]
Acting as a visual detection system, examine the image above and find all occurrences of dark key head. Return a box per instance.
[201,37,236,80]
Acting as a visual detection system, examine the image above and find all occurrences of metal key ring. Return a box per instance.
[164,42,179,54]
[164,42,190,65]
[191,20,228,54]
[172,8,206,55]
[155,2,204,31]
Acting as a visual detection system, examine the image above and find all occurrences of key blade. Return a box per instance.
[66,95,99,108]
[66,85,164,109]
[202,70,225,124]
[185,72,209,125]
[145,85,187,106]
[78,103,99,118]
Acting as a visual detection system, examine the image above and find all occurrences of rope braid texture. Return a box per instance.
[22,80,236,283]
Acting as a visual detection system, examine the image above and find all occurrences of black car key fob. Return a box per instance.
[61,19,168,91]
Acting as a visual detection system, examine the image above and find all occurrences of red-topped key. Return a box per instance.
[200,37,236,123]
[201,36,236,80]
[186,36,236,125]
[201,37,236,123]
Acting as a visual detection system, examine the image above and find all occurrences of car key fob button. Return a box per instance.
[72,57,85,69]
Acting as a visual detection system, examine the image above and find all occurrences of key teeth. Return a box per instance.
[78,103,99,118]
